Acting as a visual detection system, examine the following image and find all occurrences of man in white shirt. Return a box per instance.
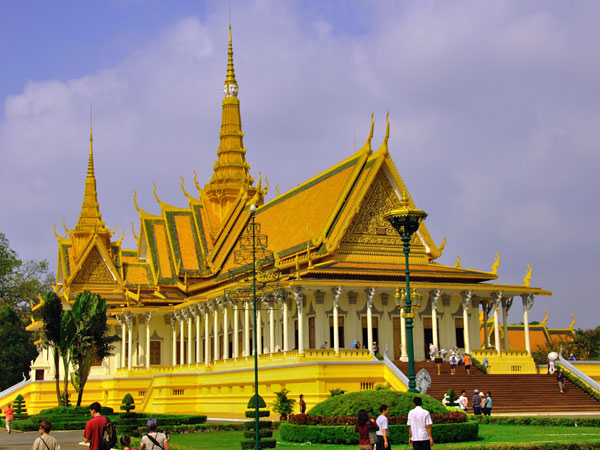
[376,404,390,449]
[458,390,468,411]
[407,396,433,449]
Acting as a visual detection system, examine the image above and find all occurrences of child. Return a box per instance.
[121,435,137,450]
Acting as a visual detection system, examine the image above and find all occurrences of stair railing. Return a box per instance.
[558,349,600,394]
[383,345,409,388]
[0,375,31,399]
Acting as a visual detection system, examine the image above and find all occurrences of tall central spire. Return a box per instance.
[205,24,257,217]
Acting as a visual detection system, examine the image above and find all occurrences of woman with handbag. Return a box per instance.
[355,409,379,450]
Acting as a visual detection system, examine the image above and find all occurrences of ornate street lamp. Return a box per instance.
[385,194,428,393]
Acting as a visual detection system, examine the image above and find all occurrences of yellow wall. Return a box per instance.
[471,350,537,374]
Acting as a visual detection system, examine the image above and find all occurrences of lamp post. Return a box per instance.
[385,194,427,393]
[250,204,259,450]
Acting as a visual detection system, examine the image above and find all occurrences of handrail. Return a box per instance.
[0,376,31,399]
[383,346,409,387]
[558,350,600,393]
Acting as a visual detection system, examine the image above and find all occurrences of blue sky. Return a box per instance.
[1,0,599,329]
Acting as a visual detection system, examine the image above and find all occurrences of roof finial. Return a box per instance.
[88,105,95,178]
[224,22,238,97]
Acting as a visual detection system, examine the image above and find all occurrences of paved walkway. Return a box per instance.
[0,429,88,450]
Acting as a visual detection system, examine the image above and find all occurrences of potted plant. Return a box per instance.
[272,388,296,421]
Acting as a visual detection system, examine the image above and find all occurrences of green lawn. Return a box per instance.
[138,424,600,450]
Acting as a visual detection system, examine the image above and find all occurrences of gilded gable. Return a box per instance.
[339,169,426,258]
[71,246,116,285]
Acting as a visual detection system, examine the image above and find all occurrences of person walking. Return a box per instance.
[458,390,468,411]
[32,420,61,450]
[355,409,379,450]
[407,396,434,450]
[375,404,390,449]
[483,392,492,415]
[557,369,566,394]
[83,402,107,450]
[4,403,14,434]
[140,418,171,450]
[299,394,307,414]
[449,354,458,375]
[472,390,482,415]
[463,354,472,375]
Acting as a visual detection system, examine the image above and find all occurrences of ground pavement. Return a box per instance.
[0,429,87,450]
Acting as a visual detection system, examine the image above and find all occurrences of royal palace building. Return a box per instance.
[16,27,554,416]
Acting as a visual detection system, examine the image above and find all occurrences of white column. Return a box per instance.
[431,289,441,353]
[125,313,133,370]
[223,300,229,360]
[462,291,472,354]
[332,287,343,354]
[213,302,219,361]
[233,301,240,358]
[293,287,304,354]
[186,309,193,364]
[244,301,250,357]
[269,302,275,353]
[522,294,534,355]
[179,311,185,366]
[366,288,375,354]
[282,298,289,352]
[493,292,502,354]
[171,316,177,366]
[502,298,513,350]
[118,316,126,369]
[483,301,491,348]
[204,306,210,365]
[256,303,263,355]
[195,306,201,364]
[145,313,152,369]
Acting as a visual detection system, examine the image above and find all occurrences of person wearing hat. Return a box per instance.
[472,389,482,415]
[140,418,170,450]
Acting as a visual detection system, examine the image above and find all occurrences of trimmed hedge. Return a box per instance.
[308,389,447,417]
[557,364,600,402]
[290,410,467,425]
[240,438,276,449]
[473,415,600,427]
[279,421,479,445]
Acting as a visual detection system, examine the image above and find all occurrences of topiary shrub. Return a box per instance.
[13,394,27,418]
[309,390,447,418]
[120,393,135,415]
[241,394,276,449]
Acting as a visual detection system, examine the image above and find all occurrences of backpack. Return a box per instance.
[101,417,118,450]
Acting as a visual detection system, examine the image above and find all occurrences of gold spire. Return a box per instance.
[205,24,258,217]
[225,24,237,89]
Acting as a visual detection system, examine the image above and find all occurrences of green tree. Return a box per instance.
[40,291,64,405]
[0,233,53,319]
[120,393,135,414]
[571,327,600,360]
[0,305,37,390]
[66,291,118,406]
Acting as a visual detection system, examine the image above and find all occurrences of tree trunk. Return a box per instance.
[62,354,69,406]
[53,347,61,405]
[75,357,92,407]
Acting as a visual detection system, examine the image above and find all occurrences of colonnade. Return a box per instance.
[114,288,537,369]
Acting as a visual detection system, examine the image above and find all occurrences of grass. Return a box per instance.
[132,424,600,450]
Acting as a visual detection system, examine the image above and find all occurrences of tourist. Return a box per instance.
[120,434,137,450]
[373,342,379,354]
[83,402,107,450]
[320,341,328,349]
[463,353,472,375]
[483,392,492,415]
[4,403,14,434]
[32,420,60,450]
[439,348,447,360]
[428,343,436,361]
[355,341,361,350]
[375,404,390,449]
[569,353,576,361]
[449,353,458,375]
[472,389,482,415]
[458,390,468,411]
[299,394,306,414]
[548,357,556,374]
[355,409,379,450]
[407,396,433,450]
[557,368,566,394]
[140,418,170,450]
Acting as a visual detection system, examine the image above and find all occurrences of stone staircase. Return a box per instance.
[394,360,600,414]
